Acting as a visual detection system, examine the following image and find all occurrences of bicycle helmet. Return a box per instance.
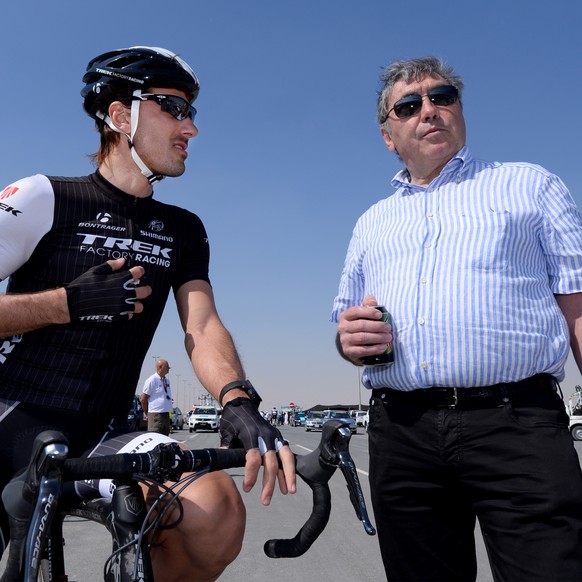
[81,46,200,184]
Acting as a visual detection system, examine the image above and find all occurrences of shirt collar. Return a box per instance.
[390,146,472,192]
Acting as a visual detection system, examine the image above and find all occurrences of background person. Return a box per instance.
[332,56,582,581]
[141,358,173,435]
[0,45,295,581]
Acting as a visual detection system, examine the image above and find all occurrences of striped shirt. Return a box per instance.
[331,147,582,391]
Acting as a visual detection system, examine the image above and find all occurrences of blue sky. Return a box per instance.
[2,1,582,412]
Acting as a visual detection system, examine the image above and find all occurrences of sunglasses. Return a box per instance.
[136,93,197,122]
[384,85,459,121]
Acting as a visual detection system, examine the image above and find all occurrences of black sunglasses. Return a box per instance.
[136,93,197,122]
[384,85,459,121]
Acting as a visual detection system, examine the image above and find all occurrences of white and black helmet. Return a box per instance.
[81,46,200,183]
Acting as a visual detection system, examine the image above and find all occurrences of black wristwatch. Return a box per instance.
[219,380,262,407]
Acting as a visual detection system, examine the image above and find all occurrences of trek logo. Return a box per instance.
[0,186,18,200]
[0,335,22,364]
[79,315,114,322]
[77,233,172,267]
[0,202,22,216]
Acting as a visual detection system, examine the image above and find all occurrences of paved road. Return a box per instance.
[1,426,581,581]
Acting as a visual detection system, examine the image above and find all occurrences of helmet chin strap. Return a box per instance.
[97,89,164,185]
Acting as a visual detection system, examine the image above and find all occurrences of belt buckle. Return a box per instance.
[448,387,458,409]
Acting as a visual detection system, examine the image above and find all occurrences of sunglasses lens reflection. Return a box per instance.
[393,86,458,119]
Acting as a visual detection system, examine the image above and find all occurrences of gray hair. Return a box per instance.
[377,56,464,125]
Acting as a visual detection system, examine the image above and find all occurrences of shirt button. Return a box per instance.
[418,318,425,325]
[427,211,434,218]
[424,242,432,249]
[420,277,428,284]
[420,362,429,369]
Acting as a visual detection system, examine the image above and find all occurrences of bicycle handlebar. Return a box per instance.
[1,420,375,581]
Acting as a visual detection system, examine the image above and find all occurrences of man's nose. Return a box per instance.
[421,96,439,120]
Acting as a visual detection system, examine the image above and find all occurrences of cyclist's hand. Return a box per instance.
[219,397,296,505]
[65,258,152,323]
[337,294,392,363]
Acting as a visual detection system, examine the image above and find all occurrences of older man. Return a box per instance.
[332,56,582,581]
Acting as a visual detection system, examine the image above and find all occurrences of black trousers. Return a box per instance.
[368,380,582,582]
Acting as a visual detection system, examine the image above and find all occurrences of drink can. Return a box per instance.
[361,306,394,367]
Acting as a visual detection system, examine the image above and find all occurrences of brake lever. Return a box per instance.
[302,420,376,536]
[323,423,376,536]
[337,449,376,536]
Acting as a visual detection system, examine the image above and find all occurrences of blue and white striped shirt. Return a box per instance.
[331,147,582,390]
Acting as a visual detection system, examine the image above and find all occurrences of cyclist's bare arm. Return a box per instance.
[176,280,246,396]
[0,288,70,336]
[0,259,151,336]
[176,279,296,504]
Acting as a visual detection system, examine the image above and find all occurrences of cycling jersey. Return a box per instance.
[0,171,210,419]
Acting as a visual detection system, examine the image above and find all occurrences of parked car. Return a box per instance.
[291,411,306,427]
[189,406,220,432]
[322,409,358,434]
[127,395,147,431]
[305,411,326,432]
[570,414,582,441]
[171,406,184,430]
[353,410,367,427]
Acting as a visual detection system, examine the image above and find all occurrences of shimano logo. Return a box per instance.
[139,229,174,242]
[148,219,164,232]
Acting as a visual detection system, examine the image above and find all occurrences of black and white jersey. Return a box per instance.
[0,172,209,418]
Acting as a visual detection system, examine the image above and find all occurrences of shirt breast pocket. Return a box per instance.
[455,210,510,272]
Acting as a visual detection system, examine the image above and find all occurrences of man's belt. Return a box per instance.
[371,374,557,409]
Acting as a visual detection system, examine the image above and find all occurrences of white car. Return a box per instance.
[353,410,367,427]
[188,406,220,433]
[570,415,582,441]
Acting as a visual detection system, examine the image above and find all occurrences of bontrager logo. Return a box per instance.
[77,212,125,232]
[97,212,112,223]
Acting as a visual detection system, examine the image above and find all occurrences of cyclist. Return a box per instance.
[0,46,295,581]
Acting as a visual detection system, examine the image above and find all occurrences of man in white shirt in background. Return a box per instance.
[141,358,173,436]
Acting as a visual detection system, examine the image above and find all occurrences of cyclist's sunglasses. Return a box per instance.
[384,85,459,121]
[136,93,197,122]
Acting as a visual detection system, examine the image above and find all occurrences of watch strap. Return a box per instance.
[219,379,262,407]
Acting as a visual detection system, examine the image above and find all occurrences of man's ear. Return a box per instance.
[108,101,131,133]
[380,126,396,153]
